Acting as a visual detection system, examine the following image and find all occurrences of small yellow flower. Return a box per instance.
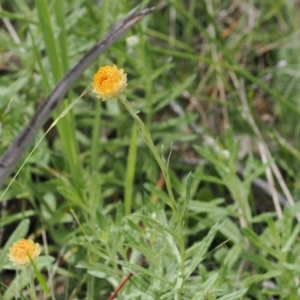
[92,65,127,101]
[8,239,41,266]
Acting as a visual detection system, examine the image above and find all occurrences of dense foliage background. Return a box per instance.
[1,0,300,299]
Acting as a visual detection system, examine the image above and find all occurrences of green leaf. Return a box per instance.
[194,146,225,171]
[117,260,173,286]
[54,0,69,72]
[180,172,192,222]
[242,228,280,259]
[134,213,181,263]
[184,223,220,280]
[242,162,269,188]
[0,210,35,227]
[134,214,179,243]
[218,288,248,300]
[192,173,225,185]
[57,186,86,210]
[29,256,51,296]
[223,242,243,270]
[282,208,294,246]
[34,0,62,82]
[218,218,242,244]
[121,230,156,263]
[241,252,275,271]
[127,274,158,299]
[154,74,196,111]
[201,272,219,291]
[242,270,281,286]
[282,222,300,252]
[144,183,173,207]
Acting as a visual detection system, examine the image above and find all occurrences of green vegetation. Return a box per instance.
[1,0,300,299]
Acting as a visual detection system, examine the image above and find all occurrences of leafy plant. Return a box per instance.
[1,0,300,299]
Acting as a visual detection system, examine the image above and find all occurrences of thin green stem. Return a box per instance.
[124,123,138,215]
[119,95,176,209]
[119,94,186,299]
[90,98,102,172]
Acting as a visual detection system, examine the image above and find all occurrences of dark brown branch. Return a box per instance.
[0,5,156,188]
[108,273,133,300]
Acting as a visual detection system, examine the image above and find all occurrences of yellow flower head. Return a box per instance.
[8,239,41,266]
[92,65,127,101]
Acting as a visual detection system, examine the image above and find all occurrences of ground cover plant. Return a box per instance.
[1,0,300,299]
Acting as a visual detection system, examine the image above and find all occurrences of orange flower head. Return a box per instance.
[8,239,41,266]
[92,65,127,101]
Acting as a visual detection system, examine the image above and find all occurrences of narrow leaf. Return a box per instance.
[184,223,219,280]
[218,288,248,300]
